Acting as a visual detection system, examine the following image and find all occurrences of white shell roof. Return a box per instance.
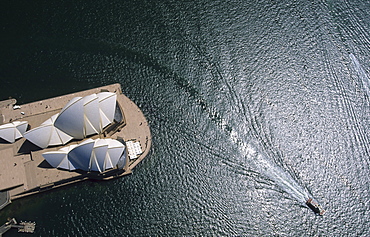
[42,138,126,172]
[55,97,85,139]
[0,121,28,143]
[24,92,117,148]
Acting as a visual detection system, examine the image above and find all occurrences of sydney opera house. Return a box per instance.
[0,84,151,209]
[24,91,127,172]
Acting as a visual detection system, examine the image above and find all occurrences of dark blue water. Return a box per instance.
[1,0,369,236]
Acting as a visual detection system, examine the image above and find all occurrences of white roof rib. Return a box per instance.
[98,92,117,127]
[104,153,114,170]
[83,94,101,136]
[57,128,74,144]
[93,139,109,172]
[14,121,28,139]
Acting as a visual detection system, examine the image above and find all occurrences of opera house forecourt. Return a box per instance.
[0,84,151,210]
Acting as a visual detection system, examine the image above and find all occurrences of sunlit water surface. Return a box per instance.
[0,0,369,236]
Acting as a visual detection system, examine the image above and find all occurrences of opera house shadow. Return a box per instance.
[18,140,42,154]
[0,137,10,144]
[37,160,88,175]
[38,160,53,169]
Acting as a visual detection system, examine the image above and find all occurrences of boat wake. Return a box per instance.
[170,34,322,212]
[349,53,370,99]
[229,129,310,203]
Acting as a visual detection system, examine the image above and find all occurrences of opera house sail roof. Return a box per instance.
[24,92,117,148]
[42,138,127,172]
[0,121,28,143]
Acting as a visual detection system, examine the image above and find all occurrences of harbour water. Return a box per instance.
[0,0,369,236]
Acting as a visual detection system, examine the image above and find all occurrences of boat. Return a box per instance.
[306,198,325,215]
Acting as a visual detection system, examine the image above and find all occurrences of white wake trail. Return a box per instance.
[229,130,309,203]
[349,53,370,98]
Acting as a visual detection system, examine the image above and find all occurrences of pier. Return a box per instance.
[0,218,35,236]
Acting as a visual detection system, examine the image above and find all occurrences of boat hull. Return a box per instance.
[306,198,325,215]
